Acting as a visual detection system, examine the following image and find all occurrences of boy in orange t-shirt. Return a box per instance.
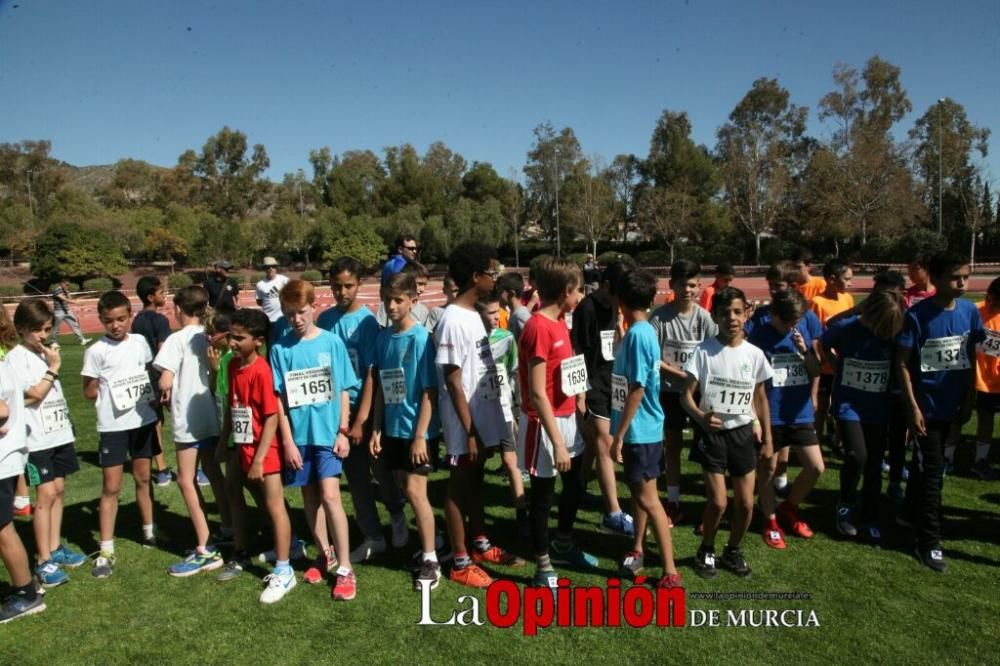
[790,249,826,304]
[973,277,1000,481]
[810,259,854,450]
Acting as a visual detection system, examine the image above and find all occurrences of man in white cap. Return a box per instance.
[255,256,289,322]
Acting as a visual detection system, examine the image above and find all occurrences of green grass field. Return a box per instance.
[3,335,999,664]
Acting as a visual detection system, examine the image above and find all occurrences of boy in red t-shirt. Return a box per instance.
[518,258,598,591]
[217,309,296,604]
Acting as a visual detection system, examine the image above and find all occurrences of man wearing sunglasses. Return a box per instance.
[381,234,420,286]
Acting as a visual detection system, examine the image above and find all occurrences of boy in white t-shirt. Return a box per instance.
[682,287,774,580]
[9,300,87,588]
[154,286,230,577]
[255,257,290,323]
[81,291,161,579]
[436,242,521,588]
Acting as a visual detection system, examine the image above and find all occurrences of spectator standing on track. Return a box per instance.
[205,261,241,311]
[381,235,420,286]
[255,257,289,323]
[48,278,91,346]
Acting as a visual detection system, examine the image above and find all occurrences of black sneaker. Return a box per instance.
[719,546,752,578]
[836,504,858,537]
[693,546,718,580]
[413,559,442,591]
[915,545,948,573]
[860,524,882,548]
[970,459,1000,481]
[0,593,46,624]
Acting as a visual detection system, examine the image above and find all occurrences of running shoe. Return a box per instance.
[602,511,636,537]
[762,526,787,550]
[34,561,69,588]
[657,573,684,589]
[971,459,1000,481]
[12,504,32,518]
[915,545,947,573]
[619,550,644,578]
[259,567,297,604]
[413,560,442,591]
[257,538,307,564]
[531,569,560,590]
[303,548,337,585]
[860,524,882,548]
[195,468,210,486]
[90,551,116,579]
[836,504,858,537]
[409,534,453,570]
[332,567,357,601]
[216,560,245,582]
[472,545,525,567]
[549,540,598,569]
[719,546,752,578]
[777,502,814,539]
[155,469,174,487]
[141,534,158,550]
[448,563,493,588]
[50,544,87,568]
[693,547,717,580]
[167,548,223,578]
[349,537,387,564]
[0,594,46,624]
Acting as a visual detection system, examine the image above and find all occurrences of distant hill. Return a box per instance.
[60,160,167,194]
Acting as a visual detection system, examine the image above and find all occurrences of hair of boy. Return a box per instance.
[496,272,524,296]
[669,259,700,284]
[447,241,497,291]
[13,299,54,333]
[205,307,233,336]
[329,256,363,279]
[536,257,583,302]
[927,251,970,280]
[401,260,430,279]
[909,253,927,268]
[715,262,735,277]
[872,269,906,293]
[859,288,905,339]
[97,290,131,315]
[769,290,806,323]
[279,279,315,308]
[789,247,813,265]
[136,275,163,305]
[394,234,417,252]
[381,272,417,300]
[173,285,210,318]
[988,276,1000,301]
[231,308,269,340]
[822,258,850,280]
[602,259,635,296]
[443,274,457,290]
[711,286,748,316]
[617,268,657,311]
[765,260,797,284]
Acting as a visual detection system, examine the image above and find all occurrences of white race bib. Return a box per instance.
[285,367,334,407]
[771,353,808,388]
[705,376,754,416]
[611,373,628,413]
[380,368,406,405]
[500,387,514,423]
[560,354,588,396]
[979,329,1000,358]
[664,340,699,368]
[40,396,72,436]
[231,405,253,444]
[842,358,890,393]
[919,336,969,373]
[565,312,573,331]
[476,365,503,402]
[110,371,153,412]
[600,330,616,361]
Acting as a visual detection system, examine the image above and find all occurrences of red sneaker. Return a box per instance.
[777,502,814,539]
[13,504,32,518]
[657,572,684,589]
[472,545,525,567]
[449,563,493,588]
[763,526,787,550]
[304,549,337,585]
[332,568,356,601]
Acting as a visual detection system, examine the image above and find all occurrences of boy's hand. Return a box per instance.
[410,436,429,467]
[160,386,172,406]
[348,420,364,446]
[248,460,264,482]
[758,439,775,466]
[752,419,763,444]
[701,410,723,432]
[791,329,807,354]
[369,431,381,459]
[334,433,350,459]
[611,436,624,465]
[553,441,571,472]
[42,344,62,372]
[206,346,221,372]
[908,405,927,436]
[283,443,303,470]
[466,434,479,462]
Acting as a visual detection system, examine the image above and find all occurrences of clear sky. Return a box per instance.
[1,0,997,183]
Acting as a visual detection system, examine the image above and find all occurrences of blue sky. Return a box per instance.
[1,0,997,184]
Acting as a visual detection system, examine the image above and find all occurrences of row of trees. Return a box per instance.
[0,55,994,282]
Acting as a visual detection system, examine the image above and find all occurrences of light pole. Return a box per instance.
[938,98,945,235]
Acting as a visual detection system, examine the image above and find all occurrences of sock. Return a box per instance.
[196,545,209,555]
[275,559,290,570]
[453,552,471,568]
[142,524,155,540]
[423,550,438,563]
[944,446,956,463]
[100,539,115,555]
[976,441,991,463]
[13,495,29,510]
[13,582,37,602]
[774,475,788,490]
[472,535,491,552]
[667,486,680,503]
[535,553,554,572]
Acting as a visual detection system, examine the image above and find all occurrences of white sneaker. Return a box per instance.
[349,537,387,563]
[256,538,307,564]
[259,568,297,604]
[390,512,409,549]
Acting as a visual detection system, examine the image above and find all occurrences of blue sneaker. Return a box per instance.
[51,544,87,569]
[549,540,599,568]
[168,549,223,578]
[0,593,46,624]
[196,468,210,486]
[35,561,69,588]
[601,511,636,537]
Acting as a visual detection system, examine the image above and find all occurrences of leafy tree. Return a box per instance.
[323,150,385,215]
[0,140,66,219]
[183,126,271,220]
[563,158,617,257]
[145,226,188,262]
[0,203,34,262]
[645,110,719,200]
[462,162,509,203]
[100,159,162,209]
[31,222,127,281]
[318,210,387,269]
[523,122,585,253]
[606,154,642,242]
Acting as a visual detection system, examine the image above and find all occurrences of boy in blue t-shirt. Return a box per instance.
[270,279,361,600]
[895,251,983,573]
[747,290,823,551]
[371,272,442,591]
[610,269,681,589]
[317,256,408,566]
